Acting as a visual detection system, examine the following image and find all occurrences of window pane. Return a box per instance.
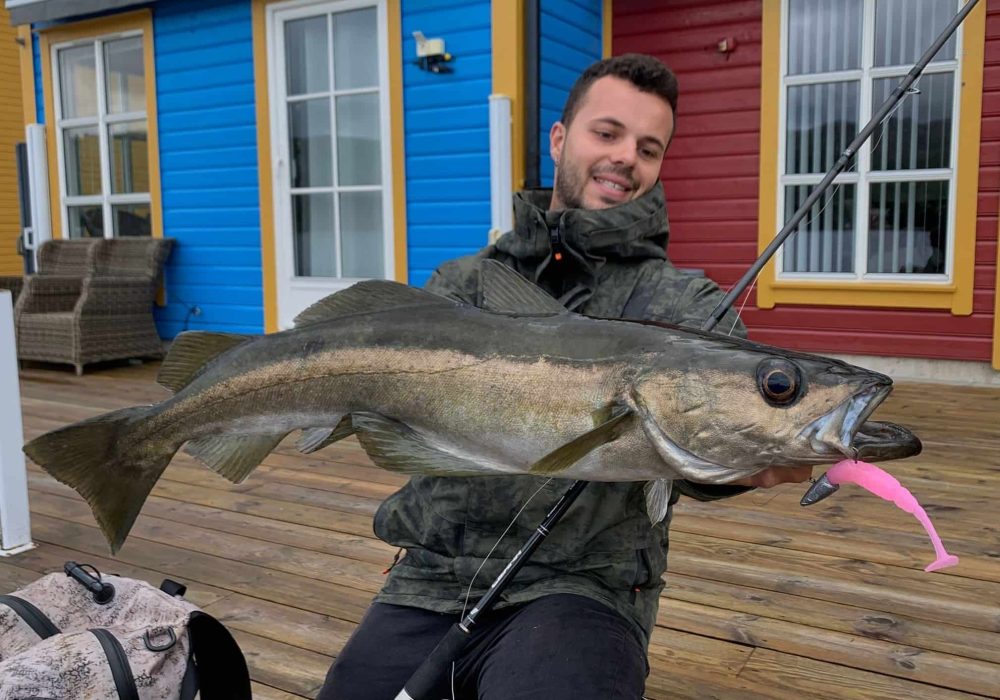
[293,193,335,277]
[875,0,956,67]
[109,121,149,194]
[286,17,329,95]
[868,181,948,274]
[783,184,856,273]
[67,205,104,238]
[871,73,953,171]
[787,0,862,75]
[786,82,859,175]
[64,127,102,196]
[336,93,381,186]
[112,203,151,237]
[104,36,145,114]
[289,99,332,188]
[332,8,378,90]
[59,45,97,118]
[340,191,383,278]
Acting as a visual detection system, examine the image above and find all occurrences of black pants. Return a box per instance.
[317,594,648,700]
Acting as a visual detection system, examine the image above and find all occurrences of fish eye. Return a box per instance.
[756,359,803,407]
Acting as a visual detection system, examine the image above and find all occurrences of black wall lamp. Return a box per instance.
[413,30,454,73]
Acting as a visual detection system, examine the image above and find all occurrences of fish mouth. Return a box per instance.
[800,383,921,463]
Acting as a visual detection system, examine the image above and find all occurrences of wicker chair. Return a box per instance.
[15,237,174,374]
[8,239,99,316]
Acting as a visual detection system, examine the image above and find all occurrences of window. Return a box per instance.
[757,0,984,312]
[42,14,159,240]
[782,0,959,279]
[279,5,389,280]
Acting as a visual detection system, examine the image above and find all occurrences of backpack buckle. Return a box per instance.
[144,626,177,652]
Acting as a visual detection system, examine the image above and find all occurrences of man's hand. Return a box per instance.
[732,466,813,489]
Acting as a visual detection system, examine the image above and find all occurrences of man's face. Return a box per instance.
[549,76,675,211]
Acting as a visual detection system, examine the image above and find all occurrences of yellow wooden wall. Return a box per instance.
[0,7,25,276]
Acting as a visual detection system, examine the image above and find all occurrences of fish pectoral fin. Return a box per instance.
[157,331,250,393]
[297,416,355,454]
[644,479,673,524]
[350,412,488,476]
[479,259,567,316]
[184,432,287,483]
[529,406,635,475]
[294,281,455,327]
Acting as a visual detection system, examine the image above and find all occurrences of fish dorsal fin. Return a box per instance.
[158,331,250,393]
[480,259,567,316]
[294,280,455,327]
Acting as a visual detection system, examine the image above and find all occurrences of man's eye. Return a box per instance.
[595,130,613,140]
[640,149,658,159]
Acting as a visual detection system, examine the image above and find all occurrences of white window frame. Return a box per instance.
[776,0,963,283]
[267,0,395,290]
[51,30,151,239]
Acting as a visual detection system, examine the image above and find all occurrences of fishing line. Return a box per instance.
[718,84,913,338]
[721,181,842,337]
[460,477,554,618]
[733,106,906,498]
[449,476,554,700]
[748,482,794,507]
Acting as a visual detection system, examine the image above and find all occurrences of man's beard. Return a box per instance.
[553,160,637,211]
[553,160,587,210]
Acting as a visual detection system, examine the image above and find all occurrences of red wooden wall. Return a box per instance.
[613,0,1000,362]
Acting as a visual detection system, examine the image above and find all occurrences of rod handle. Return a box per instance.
[395,623,469,700]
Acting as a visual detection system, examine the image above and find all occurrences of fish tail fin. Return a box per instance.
[24,406,171,553]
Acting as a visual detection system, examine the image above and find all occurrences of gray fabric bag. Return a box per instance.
[0,562,250,700]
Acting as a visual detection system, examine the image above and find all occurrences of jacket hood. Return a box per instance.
[496,182,670,263]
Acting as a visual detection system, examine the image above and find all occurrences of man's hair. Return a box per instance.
[560,53,678,127]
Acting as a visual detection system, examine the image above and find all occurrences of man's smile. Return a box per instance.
[592,173,634,201]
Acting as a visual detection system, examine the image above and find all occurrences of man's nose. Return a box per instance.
[609,138,638,166]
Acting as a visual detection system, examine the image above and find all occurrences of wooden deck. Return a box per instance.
[7,360,1000,699]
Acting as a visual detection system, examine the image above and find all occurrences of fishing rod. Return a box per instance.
[395,2,980,697]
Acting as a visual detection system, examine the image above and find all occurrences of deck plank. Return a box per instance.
[9,361,1000,699]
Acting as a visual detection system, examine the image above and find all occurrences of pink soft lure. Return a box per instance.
[826,459,960,573]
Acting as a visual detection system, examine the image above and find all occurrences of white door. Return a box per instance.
[268,0,394,329]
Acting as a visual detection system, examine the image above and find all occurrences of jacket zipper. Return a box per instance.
[0,594,60,639]
[630,549,653,605]
[91,628,140,700]
[548,226,565,262]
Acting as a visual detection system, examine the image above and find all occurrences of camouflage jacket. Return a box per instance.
[373,184,749,646]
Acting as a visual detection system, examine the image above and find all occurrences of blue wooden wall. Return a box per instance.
[32,33,43,123]
[154,0,262,336]
[539,0,602,187]
[28,0,601,337]
[401,0,493,288]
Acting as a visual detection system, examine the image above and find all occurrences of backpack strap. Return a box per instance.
[0,595,60,639]
[187,611,252,700]
[90,628,140,700]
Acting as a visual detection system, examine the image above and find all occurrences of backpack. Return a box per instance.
[0,561,251,700]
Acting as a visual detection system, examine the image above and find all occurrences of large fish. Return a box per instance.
[24,261,920,552]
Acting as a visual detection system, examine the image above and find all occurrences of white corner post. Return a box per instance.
[26,124,52,271]
[0,291,33,555]
[488,94,513,245]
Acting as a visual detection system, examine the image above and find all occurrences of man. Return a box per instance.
[319,53,810,699]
